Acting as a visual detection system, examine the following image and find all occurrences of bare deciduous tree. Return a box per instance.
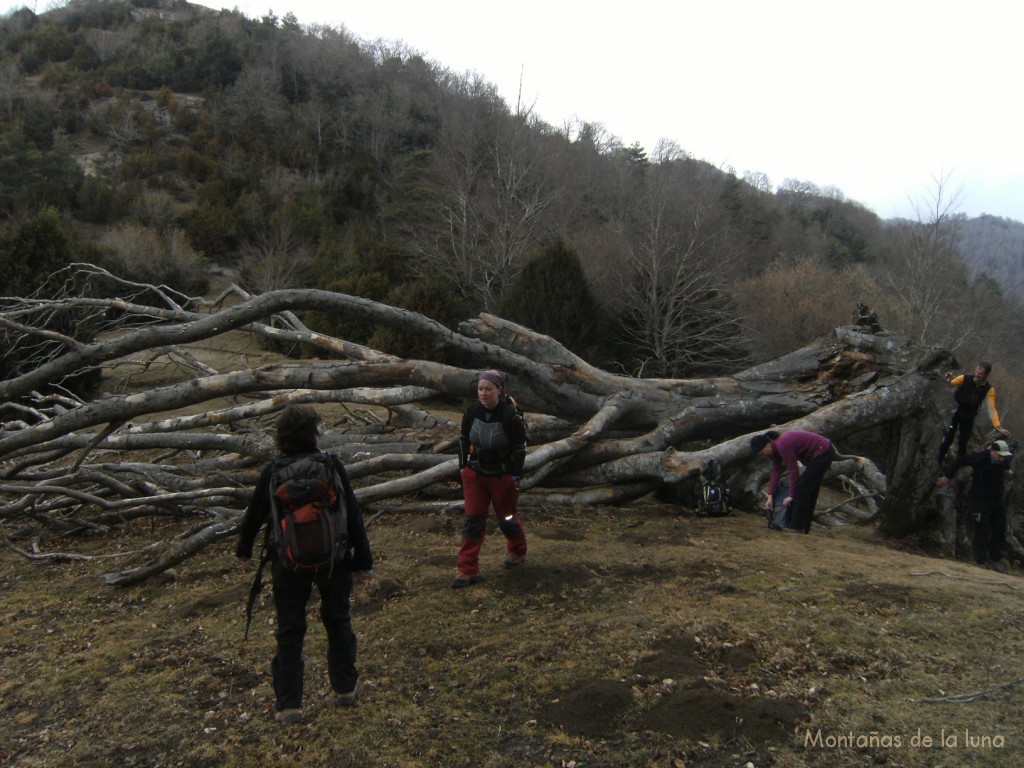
[239,214,316,293]
[615,155,747,376]
[389,75,559,309]
[882,171,977,350]
[99,223,205,289]
[0,59,25,122]
[213,62,290,150]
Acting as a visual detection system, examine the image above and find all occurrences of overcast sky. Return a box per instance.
[8,0,1022,222]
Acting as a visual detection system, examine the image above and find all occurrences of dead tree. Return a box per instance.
[0,265,977,584]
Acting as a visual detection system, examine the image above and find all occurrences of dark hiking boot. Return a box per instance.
[335,690,356,707]
[450,574,482,588]
[275,708,302,724]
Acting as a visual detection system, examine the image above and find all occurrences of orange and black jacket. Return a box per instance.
[950,374,1001,428]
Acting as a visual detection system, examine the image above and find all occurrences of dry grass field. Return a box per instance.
[3,498,1023,768]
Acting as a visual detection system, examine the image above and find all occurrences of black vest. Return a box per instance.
[954,374,990,413]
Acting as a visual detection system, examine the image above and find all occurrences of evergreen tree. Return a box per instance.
[498,237,608,363]
[0,206,76,296]
[0,209,104,394]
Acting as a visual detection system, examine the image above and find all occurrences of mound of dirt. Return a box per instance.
[643,687,808,744]
[633,635,705,679]
[542,633,807,745]
[540,679,635,737]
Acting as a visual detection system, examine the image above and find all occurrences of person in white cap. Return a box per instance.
[937,439,1015,571]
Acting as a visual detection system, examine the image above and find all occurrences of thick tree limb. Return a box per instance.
[98,519,239,586]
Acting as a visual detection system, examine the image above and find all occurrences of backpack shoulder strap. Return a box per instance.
[502,396,524,426]
[322,452,346,498]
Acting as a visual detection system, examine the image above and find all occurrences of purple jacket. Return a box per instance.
[768,430,832,496]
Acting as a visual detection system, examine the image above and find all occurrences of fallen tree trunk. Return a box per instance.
[0,268,971,582]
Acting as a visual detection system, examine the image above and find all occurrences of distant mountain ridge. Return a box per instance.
[957,215,1024,306]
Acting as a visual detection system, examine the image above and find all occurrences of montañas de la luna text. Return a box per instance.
[804,728,1005,749]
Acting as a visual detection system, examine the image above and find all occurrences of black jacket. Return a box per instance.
[944,451,1012,500]
[235,451,373,571]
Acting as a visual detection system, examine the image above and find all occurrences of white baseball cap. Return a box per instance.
[991,439,1013,457]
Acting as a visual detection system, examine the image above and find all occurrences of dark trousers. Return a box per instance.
[457,467,527,576]
[788,446,837,533]
[271,564,356,711]
[938,408,976,464]
[969,498,1007,565]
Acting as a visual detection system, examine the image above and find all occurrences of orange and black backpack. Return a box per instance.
[267,451,349,573]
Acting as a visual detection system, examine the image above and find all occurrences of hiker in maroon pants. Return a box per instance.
[452,370,528,587]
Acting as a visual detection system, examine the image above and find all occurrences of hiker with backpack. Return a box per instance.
[750,429,838,533]
[236,404,373,724]
[452,370,528,588]
[937,362,1011,464]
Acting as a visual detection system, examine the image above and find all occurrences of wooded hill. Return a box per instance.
[2,0,1022,378]
[0,0,1021,521]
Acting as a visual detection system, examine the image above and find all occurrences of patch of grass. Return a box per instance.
[2,505,1024,767]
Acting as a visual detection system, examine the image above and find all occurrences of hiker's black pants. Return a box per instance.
[938,407,977,464]
[969,497,1007,566]
[272,564,356,711]
[788,445,837,533]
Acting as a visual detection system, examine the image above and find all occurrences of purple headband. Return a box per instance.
[478,370,505,388]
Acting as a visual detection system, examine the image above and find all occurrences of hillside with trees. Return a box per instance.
[2,0,1020,384]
